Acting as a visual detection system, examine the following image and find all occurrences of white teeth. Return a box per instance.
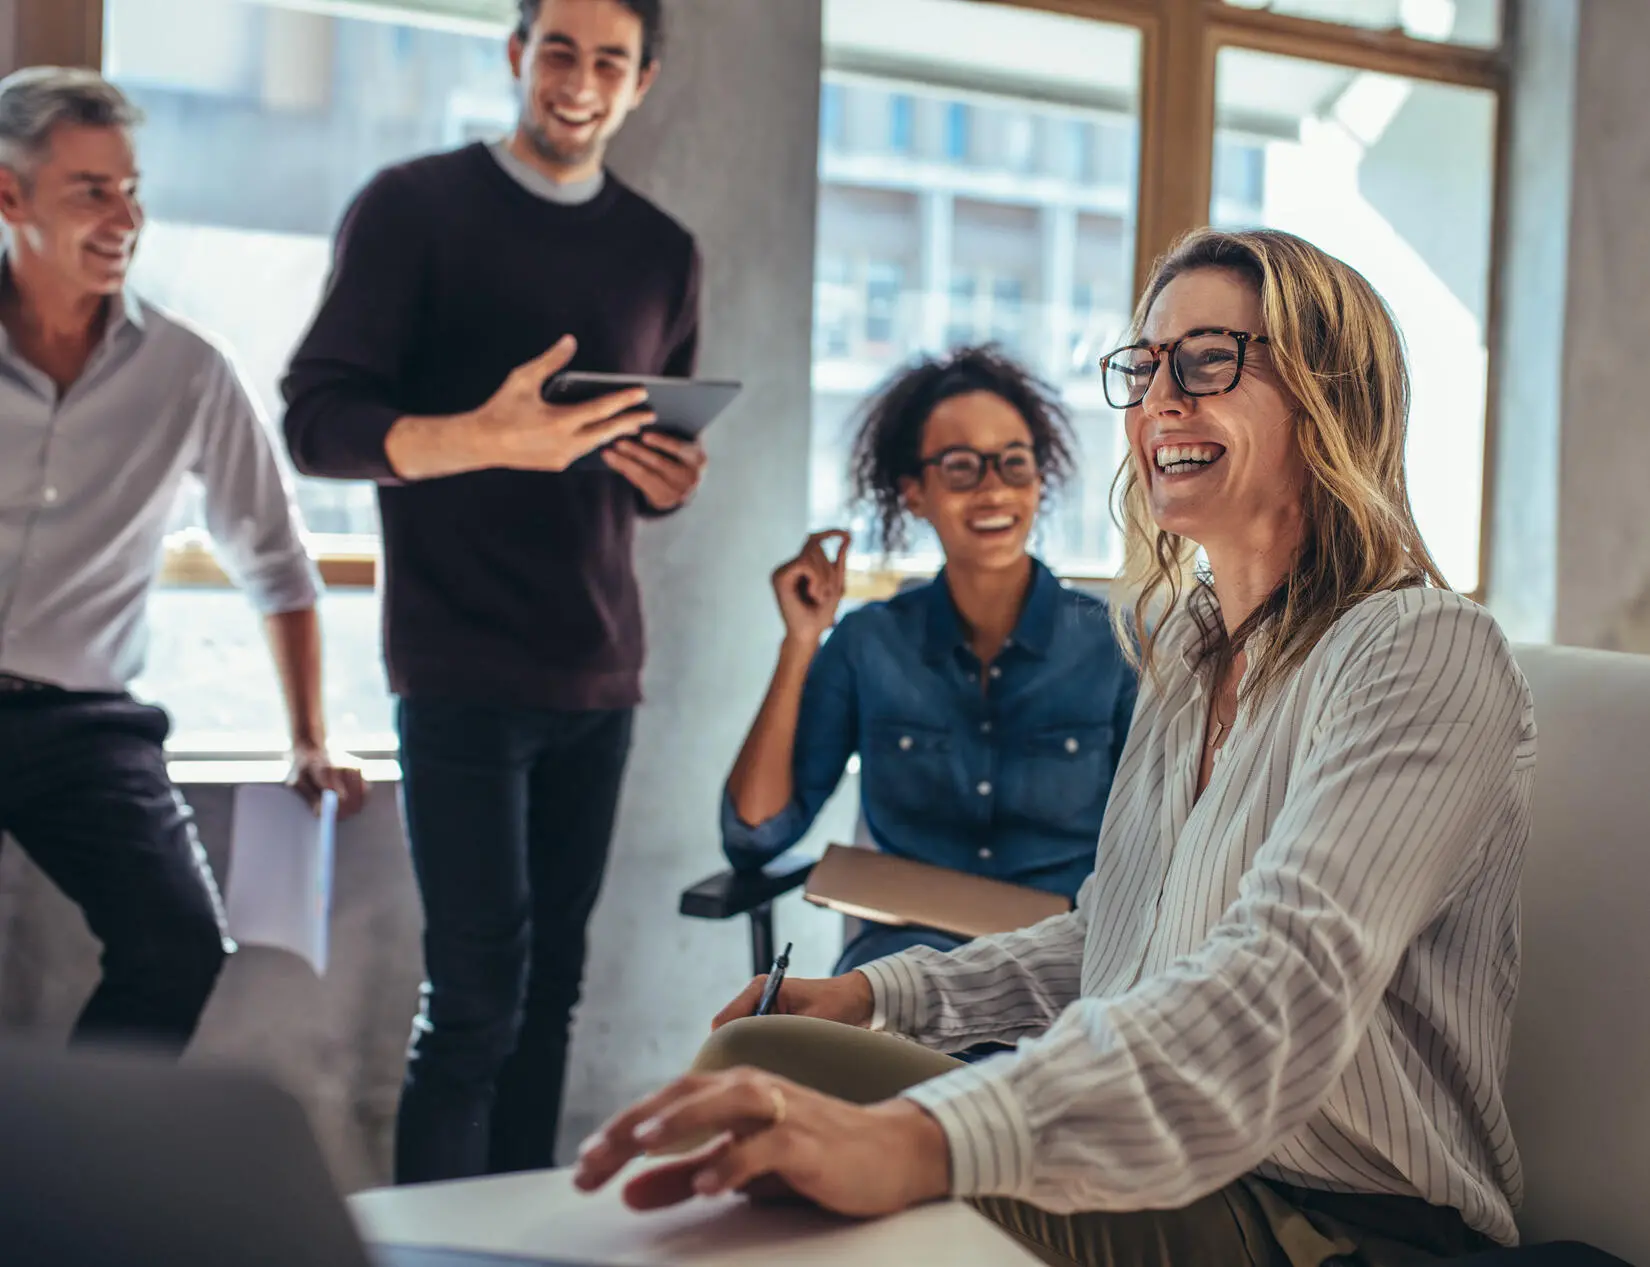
[970,515,1015,531]
[1154,444,1222,471]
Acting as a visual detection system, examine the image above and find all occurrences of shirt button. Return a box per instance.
[976,780,992,796]
[41,486,58,504]
[977,846,994,860]
[979,720,992,735]
[1065,737,1079,754]
[988,665,1002,679]
[899,735,913,751]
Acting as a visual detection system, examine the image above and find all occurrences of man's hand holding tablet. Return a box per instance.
[542,364,742,511]
[384,335,655,480]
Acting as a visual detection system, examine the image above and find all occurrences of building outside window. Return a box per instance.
[943,101,970,162]
[887,92,914,154]
[814,0,1148,575]
[102,0,522,749]
[812,0,1500,593]
[81,0,1505,748]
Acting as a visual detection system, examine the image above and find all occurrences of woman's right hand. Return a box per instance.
[712,971,875,1031]
[771,530,851,646]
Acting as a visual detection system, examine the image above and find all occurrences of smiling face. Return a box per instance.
[1125,266,1305,552]
[0,121,142,299]
[508,0,655,180]
[900,390,1042,575]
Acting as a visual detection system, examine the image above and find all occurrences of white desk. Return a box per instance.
[351,1168,1042,1266]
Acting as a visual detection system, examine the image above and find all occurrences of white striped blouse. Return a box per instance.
[857,586,1536,1244]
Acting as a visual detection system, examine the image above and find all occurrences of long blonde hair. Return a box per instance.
[1110,227,1448,700]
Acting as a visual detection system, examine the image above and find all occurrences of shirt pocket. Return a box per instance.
[1009,722,1114,829]
[862,721,957,821]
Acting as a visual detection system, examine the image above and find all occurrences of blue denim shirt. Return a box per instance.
[721,560,1138,900]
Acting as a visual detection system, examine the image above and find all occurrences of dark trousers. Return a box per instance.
[0,691,230,1054]
[393,697,634,1184]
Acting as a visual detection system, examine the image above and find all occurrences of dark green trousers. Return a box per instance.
[696,1016,1494,1267]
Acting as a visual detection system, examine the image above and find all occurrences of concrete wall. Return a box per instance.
[0,0,850,1188]
[1547,0,1650,653]
[565,0,845,1148]
[1485,0,1575,645]
[1485,0,1650,655]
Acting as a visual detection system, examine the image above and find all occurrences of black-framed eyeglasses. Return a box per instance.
[919,444,1039,492]
[1098,330,1270,410]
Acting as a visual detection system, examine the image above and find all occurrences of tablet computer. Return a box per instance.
[542,371,742,473]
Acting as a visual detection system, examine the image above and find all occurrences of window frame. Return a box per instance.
[45,0,1507,603]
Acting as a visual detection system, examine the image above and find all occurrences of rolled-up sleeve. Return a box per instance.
[857,879,1092,1046]
[194,348,321,615]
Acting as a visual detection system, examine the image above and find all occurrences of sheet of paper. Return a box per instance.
[223,784,337,975]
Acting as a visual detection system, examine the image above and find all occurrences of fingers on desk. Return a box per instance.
[573,1069,795,1197]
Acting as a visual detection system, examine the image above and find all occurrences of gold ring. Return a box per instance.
[766,1084,787,1128]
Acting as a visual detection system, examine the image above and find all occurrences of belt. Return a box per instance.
[0,672,63,695]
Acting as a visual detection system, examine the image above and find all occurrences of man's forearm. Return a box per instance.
[264,607,326,750]
[383,409,492,481]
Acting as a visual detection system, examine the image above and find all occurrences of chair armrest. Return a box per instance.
[679,850,816,920]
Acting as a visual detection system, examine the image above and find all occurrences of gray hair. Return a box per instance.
[0,66,142,177]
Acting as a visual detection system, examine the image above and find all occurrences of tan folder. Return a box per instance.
[801,843,1071,940]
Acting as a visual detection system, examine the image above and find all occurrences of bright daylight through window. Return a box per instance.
[96,0,1502,748]
[104,0,522,749]
[1213,45,1496,591]
[813,0,1497,594]
[810,0,1147,579]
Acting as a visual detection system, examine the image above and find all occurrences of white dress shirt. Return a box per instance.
[859,586,1536,1245]
[0,282,319,692]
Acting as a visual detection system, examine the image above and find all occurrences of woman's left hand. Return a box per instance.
[572,1066,952,1217]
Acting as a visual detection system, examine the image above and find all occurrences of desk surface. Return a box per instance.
[351,1168,1041,1266]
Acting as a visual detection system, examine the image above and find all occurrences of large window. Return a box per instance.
[812,0,1144,576]
[35,0,1504,747]
[102,0,521,748]
[812,0,1504,597]
[1220,0,1501,48]
[1212,48,1496,590]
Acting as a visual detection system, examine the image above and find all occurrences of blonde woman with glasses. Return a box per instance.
[575,229,1537,1267]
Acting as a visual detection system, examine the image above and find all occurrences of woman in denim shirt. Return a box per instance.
[722,346,1137,974]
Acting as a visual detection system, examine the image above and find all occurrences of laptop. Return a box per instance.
[0,1039,604,1267]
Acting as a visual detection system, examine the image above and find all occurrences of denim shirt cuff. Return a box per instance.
[719,786,808,869]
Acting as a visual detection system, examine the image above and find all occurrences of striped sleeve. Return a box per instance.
[901,596,1533,1210]
[857,878,1095,1050]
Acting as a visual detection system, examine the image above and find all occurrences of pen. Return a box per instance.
[753,941,793,1017]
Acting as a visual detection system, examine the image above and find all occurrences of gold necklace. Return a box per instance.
[1208,699,1235,749]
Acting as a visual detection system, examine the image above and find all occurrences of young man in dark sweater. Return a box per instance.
[282,0,703,1184]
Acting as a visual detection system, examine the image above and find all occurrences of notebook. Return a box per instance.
[801,843,1071,940]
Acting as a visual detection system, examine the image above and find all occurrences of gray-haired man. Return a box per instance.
[0,67,365,1054]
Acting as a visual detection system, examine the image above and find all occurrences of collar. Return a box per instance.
[0,253,145,355]
[922,557,1060,663]
[110,285,145,335]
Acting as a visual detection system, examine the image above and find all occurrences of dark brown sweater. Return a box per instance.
[282,143,700,710]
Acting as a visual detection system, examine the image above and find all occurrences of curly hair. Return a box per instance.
[847,344,1078,554]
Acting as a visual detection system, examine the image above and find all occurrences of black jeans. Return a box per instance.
[0,691,230,1054]
[393,696,634,1184]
